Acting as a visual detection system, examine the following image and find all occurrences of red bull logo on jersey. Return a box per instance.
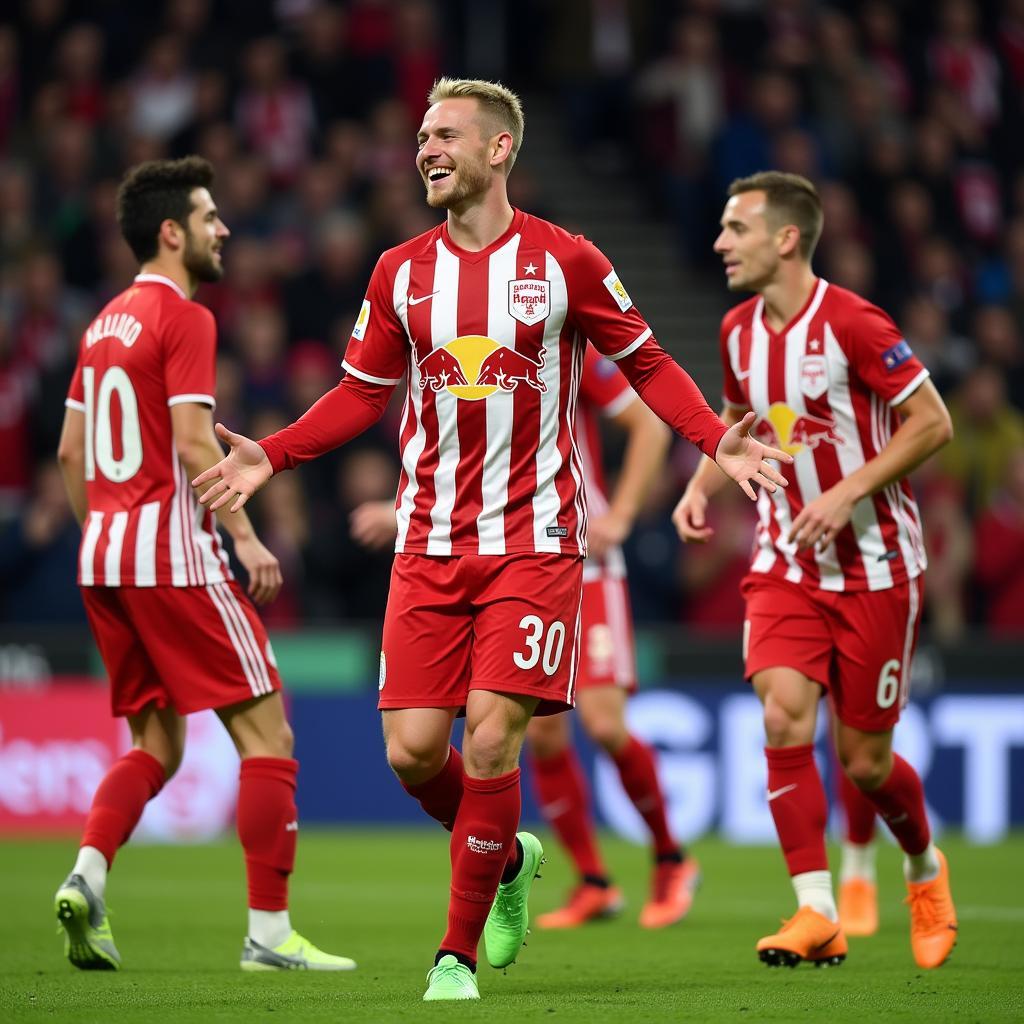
[508,278,550,326]
[417,336,546,400]
[753,402,845,457]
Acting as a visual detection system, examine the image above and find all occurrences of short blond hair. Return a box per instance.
[729,171,823,260]
[427,77,525,170]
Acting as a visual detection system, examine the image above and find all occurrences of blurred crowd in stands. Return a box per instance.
[1,0,1022,643]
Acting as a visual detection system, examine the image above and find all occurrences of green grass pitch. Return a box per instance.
[1,830,1021,1022]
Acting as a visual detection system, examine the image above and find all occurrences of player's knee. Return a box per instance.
[271,719,294,758]
[385,736,445,783]
[525,719,565,760]
[584,715,627,754]
[842,753,890,792]
[463,721,517,778]
[762,700,808,746]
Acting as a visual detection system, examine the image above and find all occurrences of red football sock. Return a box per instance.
[81,749,166,867]
[441,769,521,964]
[529,747,607,880]
[402,745,464,831]
[765,745,829,876]
[612,735,678,858]
[238,757,299,911]
[838,764,877,845]
[859,754,931,856]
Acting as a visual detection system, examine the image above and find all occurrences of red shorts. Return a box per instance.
[81,580,282,717]
[378,553,583,716]
[741,573,923,731]
[577,576,636,692]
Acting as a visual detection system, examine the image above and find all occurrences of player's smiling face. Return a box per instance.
[714,190,782,292]
[417,98,494,211]
[183,187,229,283]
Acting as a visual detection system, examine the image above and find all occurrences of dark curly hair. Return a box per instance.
[116,156,215,263]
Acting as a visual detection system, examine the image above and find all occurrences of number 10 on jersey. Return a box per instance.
[82,366,143,483]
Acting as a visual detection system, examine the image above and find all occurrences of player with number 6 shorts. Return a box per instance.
[673,172,958,971]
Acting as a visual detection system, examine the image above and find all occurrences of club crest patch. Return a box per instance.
[799,355,828,399]
[508,278,550,326]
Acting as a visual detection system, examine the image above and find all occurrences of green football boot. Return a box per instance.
[240,930,357,971]
[423,954,480,1001]
[54,874,121,971]
[483,831,544,968]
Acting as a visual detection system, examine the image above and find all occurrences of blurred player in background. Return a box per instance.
[55,157,354,973]
[525,346,701,930]
[674,171,957,970]
[194,80,790,1001]
[351,346,698,930]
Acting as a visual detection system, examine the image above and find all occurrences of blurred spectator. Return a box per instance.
[900,294,974,396]
[235,36,315,188]
[940,363,1024,513]
[0,26,19,154]
[971,304,1024,408]
[0,462,84,622]
[130,34,197,142]
[54,23,105,127]
[973,448,1024,635]
[233,304,289,411]
[928,0,1001,131]
[0,313,34,508]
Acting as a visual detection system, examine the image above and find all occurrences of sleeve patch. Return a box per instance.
[351,299,371,341]
[602,269,633,312]
[881,338,913,372]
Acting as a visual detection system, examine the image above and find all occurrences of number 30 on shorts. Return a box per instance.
[513,615,566,676]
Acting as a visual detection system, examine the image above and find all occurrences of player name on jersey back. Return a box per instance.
[66,274,231,587]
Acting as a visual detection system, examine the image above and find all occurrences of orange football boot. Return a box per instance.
[639,857,701,928]
[535,883,624,929]
[757,906,848,968]
[838,878,879,937]
[906,848,957,969]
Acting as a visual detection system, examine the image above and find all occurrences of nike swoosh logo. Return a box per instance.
[766,783,798,802]
[408,292,439,306]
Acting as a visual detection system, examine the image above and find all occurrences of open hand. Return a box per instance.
[714,411,793,500]
[191,423,273,513]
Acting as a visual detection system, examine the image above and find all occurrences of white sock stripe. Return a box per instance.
[216,583,272,694]
[206,584,262,696]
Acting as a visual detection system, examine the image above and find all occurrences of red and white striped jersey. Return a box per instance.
[65,274,231,587]
[721,278,929,592]
[342,208,657,557]
[577,345,635,583]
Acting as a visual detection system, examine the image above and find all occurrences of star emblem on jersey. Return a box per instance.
[523,262,538,275]
[417,337,547,399]
[508,278,550,325]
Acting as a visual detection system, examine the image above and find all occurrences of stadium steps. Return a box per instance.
[519,96,725,399]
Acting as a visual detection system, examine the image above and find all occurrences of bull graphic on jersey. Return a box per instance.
[753,402,845,457]
[416,336,547,400]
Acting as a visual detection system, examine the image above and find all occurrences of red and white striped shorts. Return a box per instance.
[81,580,282,717]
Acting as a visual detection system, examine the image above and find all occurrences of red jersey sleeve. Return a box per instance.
[341,256,408,385]
[839,297,929,407]
[564,239,654,360]
[579,344,635,416]
[719,315,747,408]
[164,303,217,408]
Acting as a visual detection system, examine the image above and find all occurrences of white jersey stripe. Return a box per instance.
[890,367,929,407]
[426,240,461,555]
[392,260,423,554]
[477,233,521,554]
[216,582,272,695]
[566,338,587,553]
[566,584,584,705]
[167,393,215,408]
[135,501,159,585]
[342,360,403,386]
[80,511,103,586]
[104,512,129,587]
[533,252,569,552]
[206,584,262,697]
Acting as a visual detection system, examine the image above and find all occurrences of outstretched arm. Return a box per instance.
[193,375,395,513]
